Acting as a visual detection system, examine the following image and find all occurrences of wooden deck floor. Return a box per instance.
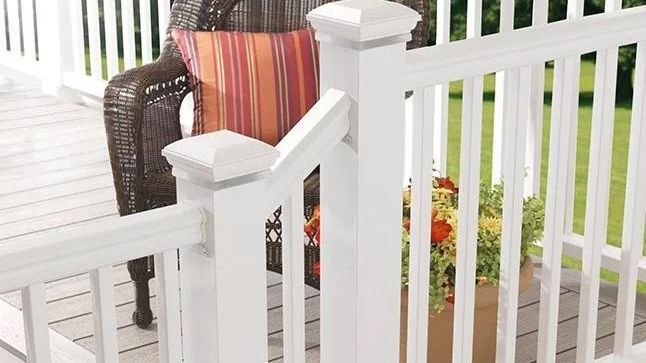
[1,70,646,362]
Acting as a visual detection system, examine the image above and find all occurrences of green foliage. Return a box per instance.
[426,0,646,99]
[401,180,545,313]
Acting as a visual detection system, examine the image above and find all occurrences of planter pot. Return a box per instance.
[400,259,534,363]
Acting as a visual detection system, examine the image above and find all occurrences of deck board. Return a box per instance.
[1,71,646,362]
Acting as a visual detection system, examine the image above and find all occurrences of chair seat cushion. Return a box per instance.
[172,27,320,146]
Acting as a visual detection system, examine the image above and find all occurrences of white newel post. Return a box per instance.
[34,0,75,95]
[163,131,280,362]
[308,2,420,362]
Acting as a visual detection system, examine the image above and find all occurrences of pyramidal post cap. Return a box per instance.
[163,130,280,183]
[307,0,421,43]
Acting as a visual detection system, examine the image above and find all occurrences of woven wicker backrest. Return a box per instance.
[162,0,429,59]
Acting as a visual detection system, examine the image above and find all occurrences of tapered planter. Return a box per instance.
[400,259,534,363]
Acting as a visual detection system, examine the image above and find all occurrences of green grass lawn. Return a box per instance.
[443,59,646,289]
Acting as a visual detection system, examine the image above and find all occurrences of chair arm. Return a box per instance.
[103,57,190,216]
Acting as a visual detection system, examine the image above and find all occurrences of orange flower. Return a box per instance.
[445,292,455,304]
[404,208,452,243]
[311,205,320,219]
[305,205,321,245]
[403,220,410,232]
[312,262,321,277]
[435,177,458,193]
[431,219,452,244]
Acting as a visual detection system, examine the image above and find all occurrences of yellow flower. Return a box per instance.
[479,216,502,234]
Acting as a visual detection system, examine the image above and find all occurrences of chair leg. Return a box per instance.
[127,257,155,328]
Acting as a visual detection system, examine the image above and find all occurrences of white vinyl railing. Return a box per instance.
[0,203,204,362]
[401,3,646,363]
[0,87,352,362]
[2,0,646,362]
[0,0,171,97]
[1,0,642,287]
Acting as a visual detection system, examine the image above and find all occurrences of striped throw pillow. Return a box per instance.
[172,28,320,146]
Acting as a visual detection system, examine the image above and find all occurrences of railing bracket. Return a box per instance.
[200,245,210,257]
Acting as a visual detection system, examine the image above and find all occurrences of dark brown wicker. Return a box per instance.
[104,0,428,328]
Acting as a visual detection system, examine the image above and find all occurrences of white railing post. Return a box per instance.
[614,41,646,358]
[308,2,420,362]
[163,131,279,362]
[34,0,75,95]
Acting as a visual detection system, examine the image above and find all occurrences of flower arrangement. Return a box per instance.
[401,176,545,313]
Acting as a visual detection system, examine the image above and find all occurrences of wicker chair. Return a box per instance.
[104,0,428,328]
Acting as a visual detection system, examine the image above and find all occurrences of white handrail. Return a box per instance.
[263,88,352,214]
[404,5,646,89]
[0,203,204,293]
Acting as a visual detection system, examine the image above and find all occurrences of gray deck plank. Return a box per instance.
[0,200,117,241]
[0,97,59,112]
[0,122,103,143]
[0,187,116,225]
[118,342,159,363]
[53,298,158,342]
[0,142,108,169]
[1,174,114,210]
[0,103,89,122]
[516,291,595,337]
[0,264,131,308]
[0,128,105,157]
[0,163,112,196]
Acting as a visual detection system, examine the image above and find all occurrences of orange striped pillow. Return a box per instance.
[172,28,320,146]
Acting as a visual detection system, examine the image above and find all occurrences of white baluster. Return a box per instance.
[575,12,620,362]
[452,0,483,361]
[20,0,35,60]
[537,56,580,363]
[563,0,585,239]
[614,41,646,358]
[0,0,6,53]
[308,1,419,361]
[433,0,450,175]
[452,75,484,363]
[282,184,306,363]
[526,0,549,197]
[139,0,153,64]
[120,0,136,69]
[22,283,50,363]
[6,0,19,54]
[69,0,86,75]
[155,250,182,363]
[526,68,545,196]
[86,0,103,78]
[158,0,171,53]
[90,266,119,363]
[495,66,531,363]
[103,0,119,77]
[163,130,279,362]
[406,87,434,363]
[491,0,514,185]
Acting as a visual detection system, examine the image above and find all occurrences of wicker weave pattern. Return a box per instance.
[105,0,428,217]
[104,0,428,327]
